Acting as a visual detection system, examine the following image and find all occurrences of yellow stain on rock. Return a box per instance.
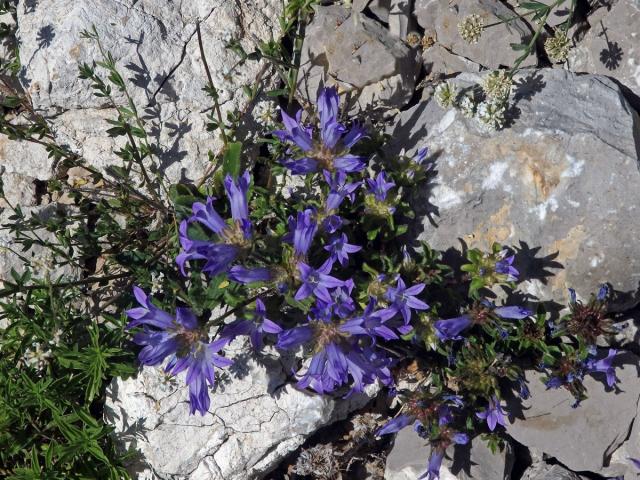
[548,225,587,294]
[480,137,567,203]
[465,203,513,249]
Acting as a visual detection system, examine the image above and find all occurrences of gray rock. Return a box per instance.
[299,5,420,112]
[388,0,413,40]
[353,0,392,23]
[567,0,640,99]
[105,340,378,480]
[423,44,482,77]
[16,0,282,183]
[506,353,640,476]
[521,462,583,480]
[415,0,536,71]
[384,427,514,479]
[389,69,640,305]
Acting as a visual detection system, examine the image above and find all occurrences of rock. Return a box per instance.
[384,427,514,479]
[388,0,413,40]
[505,352,640,476]
[353,0,391,23]
[388,69,640,305]
[414,0,536,71]
[567,0,640,99]
[16,0,282,183]
[423,45,482,77]
[299,5,420,113]
[521,462,583,480]
[104,340,377,480]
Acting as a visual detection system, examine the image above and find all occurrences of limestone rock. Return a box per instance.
[353,0,391,23]
[384,427,514,479]
[299,5,420,113]
[104,340,377,480]
[423,45,482,77]
[521,463,583,480]
[16,0,282,183]
[414,0,536,71]
[568,0,640,99]
[388,69,640,305]
[506,353,640,475]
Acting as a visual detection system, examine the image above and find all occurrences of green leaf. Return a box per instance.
[519,1,549,10]
[510,43,528,51]
[222,142,243,179]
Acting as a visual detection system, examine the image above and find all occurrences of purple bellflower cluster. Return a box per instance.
[177,172,253,278]
[121,86,629,480]
[126,287,234,415]
[274,87,366,174]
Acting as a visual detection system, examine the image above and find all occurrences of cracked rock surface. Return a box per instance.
[299,5,420,113]
[388,68,640,305]
[16,0,281,183]
[104,340,377,479]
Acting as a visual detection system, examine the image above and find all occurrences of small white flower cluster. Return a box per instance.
[434,69,512,132]
[151,271,165,295]
[545,30,571,63]
[457,14,484,44]
[20,329,64,373]
[252,100,279,128]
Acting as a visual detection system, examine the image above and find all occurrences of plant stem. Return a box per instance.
[196,22,229,148]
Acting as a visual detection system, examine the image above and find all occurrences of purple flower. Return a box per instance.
[276,325,314,349]
[274,87,367,174]
[324,170,361,211]
[290,209,318,258]
[166,337,233,415]
[476,396,507,431]
[495,250,519,281]
[493,305,532,319]
[228,266,272,284]
[379,277,429,325]
[597,284,609,302]
[376,414,415,436]
[223,171,251,222]
[419,451,444,480]
[277,302,394,395]
[126,287,233,415]
[340,298,399,342]
[545,376,564,389]
[295,259,345,303]
[324,233,361,266]
[414,146,429,165]
[434,314,473,341]
[587,348,619,388]
[434,303,531,342]
[221,299,282,350]
[366,171,395,202]
[322,214,344,234]
[177,172,253,277]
